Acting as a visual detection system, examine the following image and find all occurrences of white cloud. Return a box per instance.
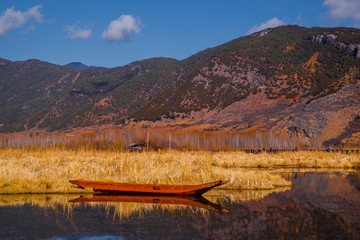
[64,24,92,39]
[295,14,303,25]
[0,5,43,36]
[247,17,285,35]
[324,0,360,24]
[102,15,141,41]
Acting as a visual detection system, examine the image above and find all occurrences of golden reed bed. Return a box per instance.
[0,149,358,194]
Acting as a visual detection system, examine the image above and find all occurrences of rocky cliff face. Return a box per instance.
[308,33,360,58]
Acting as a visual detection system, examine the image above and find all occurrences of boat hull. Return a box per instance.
[69,179,228,196]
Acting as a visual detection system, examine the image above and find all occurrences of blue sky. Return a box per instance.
[0,0,359,68]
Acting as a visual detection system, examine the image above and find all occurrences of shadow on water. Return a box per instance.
[0,171,359,239]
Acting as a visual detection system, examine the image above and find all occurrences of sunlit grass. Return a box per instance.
[212,151,360,169]
[0,149,358,194]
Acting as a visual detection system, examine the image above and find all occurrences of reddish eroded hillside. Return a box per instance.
[130,26,360,147]
[130,81,359,147]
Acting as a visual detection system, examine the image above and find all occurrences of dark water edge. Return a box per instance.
[0,172,359,240]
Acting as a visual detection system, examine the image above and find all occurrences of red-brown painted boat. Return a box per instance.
[69,179,228,196]
[70,195,230,213]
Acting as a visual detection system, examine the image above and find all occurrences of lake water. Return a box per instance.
[0,172,359,239]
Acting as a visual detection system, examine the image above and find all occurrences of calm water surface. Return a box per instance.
[0,172,359,240]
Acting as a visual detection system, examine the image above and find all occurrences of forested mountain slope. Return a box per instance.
[1,25,359,146]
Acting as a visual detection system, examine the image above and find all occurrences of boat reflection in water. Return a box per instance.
[1,172,359,239]
[69,194,230,213]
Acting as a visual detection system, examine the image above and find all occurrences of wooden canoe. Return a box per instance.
[70,194,230,213]
[69,179,228,196]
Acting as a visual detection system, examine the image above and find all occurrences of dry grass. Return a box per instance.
[212,151,360,169]
[0,149,358,194]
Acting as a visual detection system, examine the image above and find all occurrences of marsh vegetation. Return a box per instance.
[0,148,358,194]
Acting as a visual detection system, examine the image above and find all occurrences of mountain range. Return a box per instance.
[64,62,98,71]
[0,25,359,147]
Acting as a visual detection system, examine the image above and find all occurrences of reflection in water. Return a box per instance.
[213,186,291,203]
[70,194,230,213]
[0,194,79,207]
[0,172,359,239]
[347,173,360,191]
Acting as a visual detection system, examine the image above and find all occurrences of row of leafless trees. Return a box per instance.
[0,127,302,151]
